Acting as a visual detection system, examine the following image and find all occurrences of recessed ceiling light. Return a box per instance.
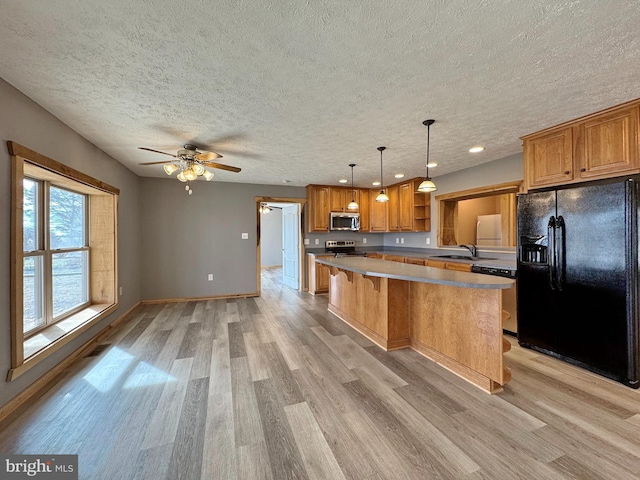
[469,146,485,153]
[339,179,348,184]
[426,162,438,168]
[394,173,405,178]
[372,181,381,186]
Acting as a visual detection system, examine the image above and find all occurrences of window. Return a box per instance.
[23,180,90,336]
[9,141,119,381]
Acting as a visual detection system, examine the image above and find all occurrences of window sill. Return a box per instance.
[8,303,117,381]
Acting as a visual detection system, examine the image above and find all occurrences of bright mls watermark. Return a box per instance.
[1,455,77,479]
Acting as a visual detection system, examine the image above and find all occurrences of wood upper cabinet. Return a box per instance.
[523,100,640,191]
[399,182,414,230]
[358,188,370,231]
[524,127,574,189]
[387,185,400,231]
[307,185,330,232]
[577,105,639,179]
[307,178,429,233]
[369,189,388,231]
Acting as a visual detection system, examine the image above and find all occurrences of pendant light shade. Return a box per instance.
[375,146,389,202]
[417,119,438,193]
[347,163,359,210]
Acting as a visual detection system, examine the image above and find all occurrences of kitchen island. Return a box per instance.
[316,256,515,393]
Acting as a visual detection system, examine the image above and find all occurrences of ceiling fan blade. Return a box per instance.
[138,147,177,158]
[139,160,173,165]
[202,161,241,173]
[195,151,223,161]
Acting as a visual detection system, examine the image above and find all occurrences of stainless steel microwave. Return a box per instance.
[330,212,360,231]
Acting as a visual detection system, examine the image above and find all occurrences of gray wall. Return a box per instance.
[139,178,305,299]
[383,153,524,249]
[261,209,283,267]
[0,78,141,407]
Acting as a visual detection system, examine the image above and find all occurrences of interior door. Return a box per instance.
[282,204,300,289]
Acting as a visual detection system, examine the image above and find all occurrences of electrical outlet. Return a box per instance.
[362,237,367,244]
[119,286,123,296]
[241,233,249,239]
[426,237,431,245]
[400,238,404,244]
[304,238,309,245]
[208,274,213,281]
[395,238,399,244]
[315,239,319,245]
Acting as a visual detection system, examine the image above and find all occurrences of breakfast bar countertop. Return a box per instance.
[316,256,515,290]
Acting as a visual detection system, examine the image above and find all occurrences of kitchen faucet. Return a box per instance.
[459,244,477,257]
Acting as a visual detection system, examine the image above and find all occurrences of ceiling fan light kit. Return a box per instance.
[138,143,241,194]
[417,119,438,193]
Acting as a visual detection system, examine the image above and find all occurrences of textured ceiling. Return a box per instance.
[1,1,639,188]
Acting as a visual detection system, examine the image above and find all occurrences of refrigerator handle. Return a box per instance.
[555,216,565,291]
[547,216,557,290]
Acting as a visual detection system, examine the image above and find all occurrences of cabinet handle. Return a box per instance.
[580,168,586,172]
[564,171,570,175]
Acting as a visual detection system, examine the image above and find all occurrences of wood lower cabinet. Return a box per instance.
[383,254,405,263]
[307,253,332,294]
[523,99,640,191]
[426,258,472,272]
[405,257,426,266]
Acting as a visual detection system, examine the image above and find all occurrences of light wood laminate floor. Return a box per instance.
[2,267,640,479]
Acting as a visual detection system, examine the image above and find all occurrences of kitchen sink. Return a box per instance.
[430,255,497,261]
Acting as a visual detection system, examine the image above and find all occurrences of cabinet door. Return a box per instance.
[383,254,405,263]
[366,252,383,259]
[405,257,425,266]
[330,188,346,212]
[524,127,573,189]
[309,186,330,232]
[317,262,330,291]
[445,262,472,272]
[358,188,370,231]
[577,105,639,179]
[426,259,446,269]
[369,189,388,231]
[387,185,400,231]
[399,182,414,231]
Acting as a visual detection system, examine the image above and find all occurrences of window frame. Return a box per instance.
[9,141,120,381]
[23,179,92,337]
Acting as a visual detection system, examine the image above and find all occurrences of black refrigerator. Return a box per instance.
[517,177,639,388]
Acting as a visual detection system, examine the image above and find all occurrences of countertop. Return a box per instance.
[316,256,515,290]
[308,248,517,271]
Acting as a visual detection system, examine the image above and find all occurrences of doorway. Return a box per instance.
[255,196,306,295]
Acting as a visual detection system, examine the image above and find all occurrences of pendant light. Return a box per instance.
[375,147,389,202]
[417,119,437,193]
[347,163,359,210]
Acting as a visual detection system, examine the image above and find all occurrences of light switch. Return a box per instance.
[362,237,367,244]
[395,238,399,244]
[426,237,431,245]
[241,233,249,239]
[315,239,319,245]
[304,238,310,245]
[400,238,404,244]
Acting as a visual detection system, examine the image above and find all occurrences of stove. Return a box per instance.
[325,240,367,257]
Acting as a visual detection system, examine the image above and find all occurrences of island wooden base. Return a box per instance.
[327,268,510,394]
